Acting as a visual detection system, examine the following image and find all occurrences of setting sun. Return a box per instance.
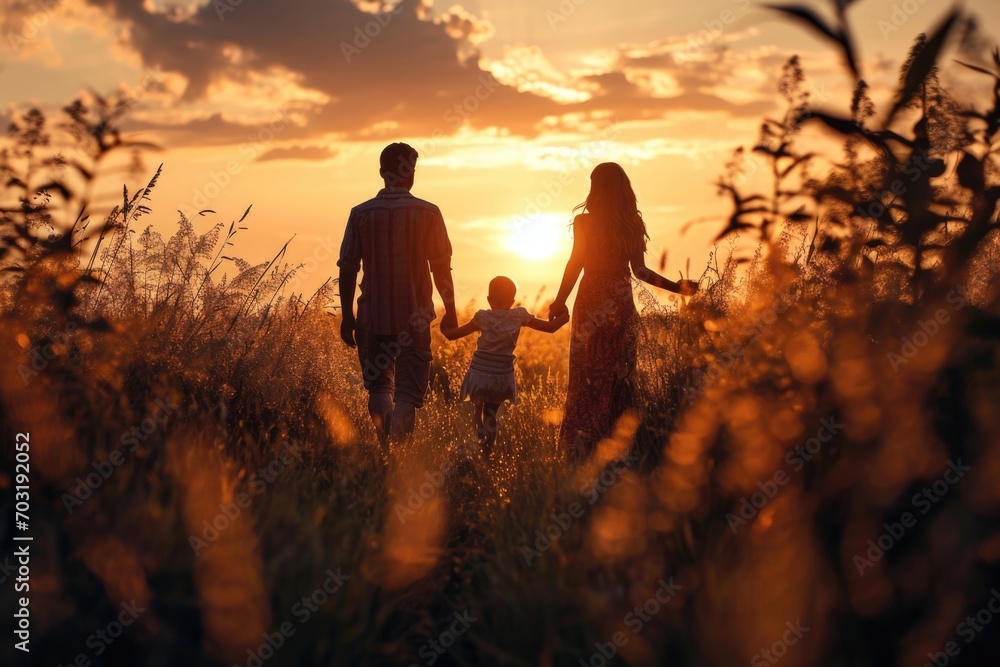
[506,213,570,260]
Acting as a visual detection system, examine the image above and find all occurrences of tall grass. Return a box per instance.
[2,2,1000,665]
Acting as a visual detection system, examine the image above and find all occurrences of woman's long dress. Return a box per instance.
[558,216,639,459]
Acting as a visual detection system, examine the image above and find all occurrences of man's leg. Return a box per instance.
[357,328,395,452]
[390,400,417,442]
[369,392,393,448]
[391,327,432,443]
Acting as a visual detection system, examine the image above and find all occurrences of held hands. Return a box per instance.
[439,308,459,340]
[548,300,569,320]
[678,279,699,297]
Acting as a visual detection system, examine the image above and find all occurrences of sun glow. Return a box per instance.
[506,214,569,261]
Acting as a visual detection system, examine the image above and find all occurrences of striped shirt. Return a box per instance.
[338,187,452,335]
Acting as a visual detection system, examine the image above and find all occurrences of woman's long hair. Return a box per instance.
[573,162,649,257]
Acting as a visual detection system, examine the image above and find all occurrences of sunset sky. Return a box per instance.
[3,0,1000,310]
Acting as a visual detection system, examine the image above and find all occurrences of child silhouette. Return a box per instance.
[442,276,568,457]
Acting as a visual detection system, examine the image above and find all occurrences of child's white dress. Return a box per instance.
[460,307,534,405]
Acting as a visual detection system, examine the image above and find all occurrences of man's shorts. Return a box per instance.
[356,326,433,408]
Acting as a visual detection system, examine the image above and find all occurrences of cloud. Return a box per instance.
[480,30,797,134]
[255,145,339,162]
[433,4,494,44]
[17,0,813,148]
[76,0,561,140]
[483,44,591,104]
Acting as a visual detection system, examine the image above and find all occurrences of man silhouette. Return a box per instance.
[338,142,458,448]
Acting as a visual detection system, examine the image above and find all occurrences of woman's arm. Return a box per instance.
[550,217,586,318]
[441,320,480,341]
[630,252,698,295]
[524,313,569,333]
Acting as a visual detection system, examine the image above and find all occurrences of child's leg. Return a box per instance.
[473,402,487,447]
[480,402,502,458]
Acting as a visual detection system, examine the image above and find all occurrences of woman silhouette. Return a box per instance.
[549,162,698,460]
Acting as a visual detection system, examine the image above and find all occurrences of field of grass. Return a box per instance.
[3,6,1000,666]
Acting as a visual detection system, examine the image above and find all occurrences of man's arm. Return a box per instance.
[431,264,457,330]
[337,214,362,348]
[338,265,359,347]
[428,206,457,329]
